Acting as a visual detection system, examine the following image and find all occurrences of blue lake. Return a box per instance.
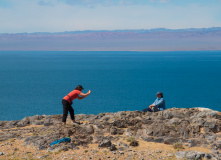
[0,51,221,121]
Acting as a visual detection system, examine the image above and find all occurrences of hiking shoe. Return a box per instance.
[73,121,81,125]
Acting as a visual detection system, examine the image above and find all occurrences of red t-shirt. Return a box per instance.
[63,90,81,103]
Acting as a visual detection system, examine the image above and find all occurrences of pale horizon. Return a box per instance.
[1,27,221,34]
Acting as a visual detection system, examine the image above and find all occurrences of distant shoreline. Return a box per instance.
[1,28,221,51]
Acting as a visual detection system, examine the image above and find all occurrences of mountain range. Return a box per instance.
[0,27,221,51]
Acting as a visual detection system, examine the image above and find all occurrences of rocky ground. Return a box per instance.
[0,108,221,160]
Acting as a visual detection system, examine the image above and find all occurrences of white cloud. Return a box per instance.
[38,0,55,6]
[54,0,171,7]
[149,0,170,3]
[0,0,221,33]
[159,0,170,3]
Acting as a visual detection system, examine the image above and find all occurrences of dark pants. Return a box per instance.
[62,99,75,122]
[142,108,153,112]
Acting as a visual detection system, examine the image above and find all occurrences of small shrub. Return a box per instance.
[33,132,38,136]
[84,150,88,153]
[126,136,139,146]
[173,124,177,128]
[9,138,15,142]
[126,136,135,142]
[54,149,63,155]
[173,142,184,149]
[115,116,120,120]
[121,112,127,116]
[27,153,35,160]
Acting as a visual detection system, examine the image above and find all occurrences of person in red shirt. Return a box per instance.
[62,85,91,124]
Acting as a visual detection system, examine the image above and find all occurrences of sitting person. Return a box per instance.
[142,92,165,112]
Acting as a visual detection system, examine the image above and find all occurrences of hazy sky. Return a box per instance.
[0,0,221,33]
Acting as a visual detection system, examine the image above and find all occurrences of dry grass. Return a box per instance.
[0,124,213,160]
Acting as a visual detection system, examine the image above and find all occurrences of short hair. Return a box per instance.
[157,92,163,98]
[75,85,84,91]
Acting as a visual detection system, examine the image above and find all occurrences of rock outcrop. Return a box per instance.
[0,108,221,159]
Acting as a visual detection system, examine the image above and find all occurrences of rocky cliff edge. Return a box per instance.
[0,108,221,159]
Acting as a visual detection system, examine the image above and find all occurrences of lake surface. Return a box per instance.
[0,51,221,121]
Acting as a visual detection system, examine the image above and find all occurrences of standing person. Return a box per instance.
[142,92,165,112]
[62,85,91,124]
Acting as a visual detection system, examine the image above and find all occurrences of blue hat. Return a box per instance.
[156,91,163,95]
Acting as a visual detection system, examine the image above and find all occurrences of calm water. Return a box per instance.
[0,51,221,121]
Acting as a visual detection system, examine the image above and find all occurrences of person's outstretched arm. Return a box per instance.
[77,90,91,100]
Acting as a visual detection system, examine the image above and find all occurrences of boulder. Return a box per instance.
[98,139,112,148]
[164,137,179,145]
[75,114,87,121]
[135,129,146,139]
[110,127,124,135]
[114,111,127,120]
[191,118,206,126]
[0,121,6,128]
[141,136,154,142]
[125,127,136,137]
[163,111,174,119]
[92,125,103,133]
[3,121,18,129]
[17,117,30,127]
[99,114,114,122]
[184,110,195,118]
[175,151,212,160]
[204,119,217,129]
[129,140,139,146]
[204,154,213,160]
[82,125,94,134]
[29,115,44,124]
[32,120,44,125]
[205,135,217,143]
[186,151,205,160]
[180,127,190,138]
[187,139,205,147]
[110,144,117,151]
[152,125,168,137]
[141,118,153,125]
[175,151,187,159]
[152,137,164,143]
[44,117,53,126]
[167,118,181,125]
[67,143,77,149]
[112,120,127,128]
[142,136,164,143]
[127,118,141,126]
[47,144,68,152]
[163,109,185,119]
[211,141,221,150]
[117,141,129,149]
